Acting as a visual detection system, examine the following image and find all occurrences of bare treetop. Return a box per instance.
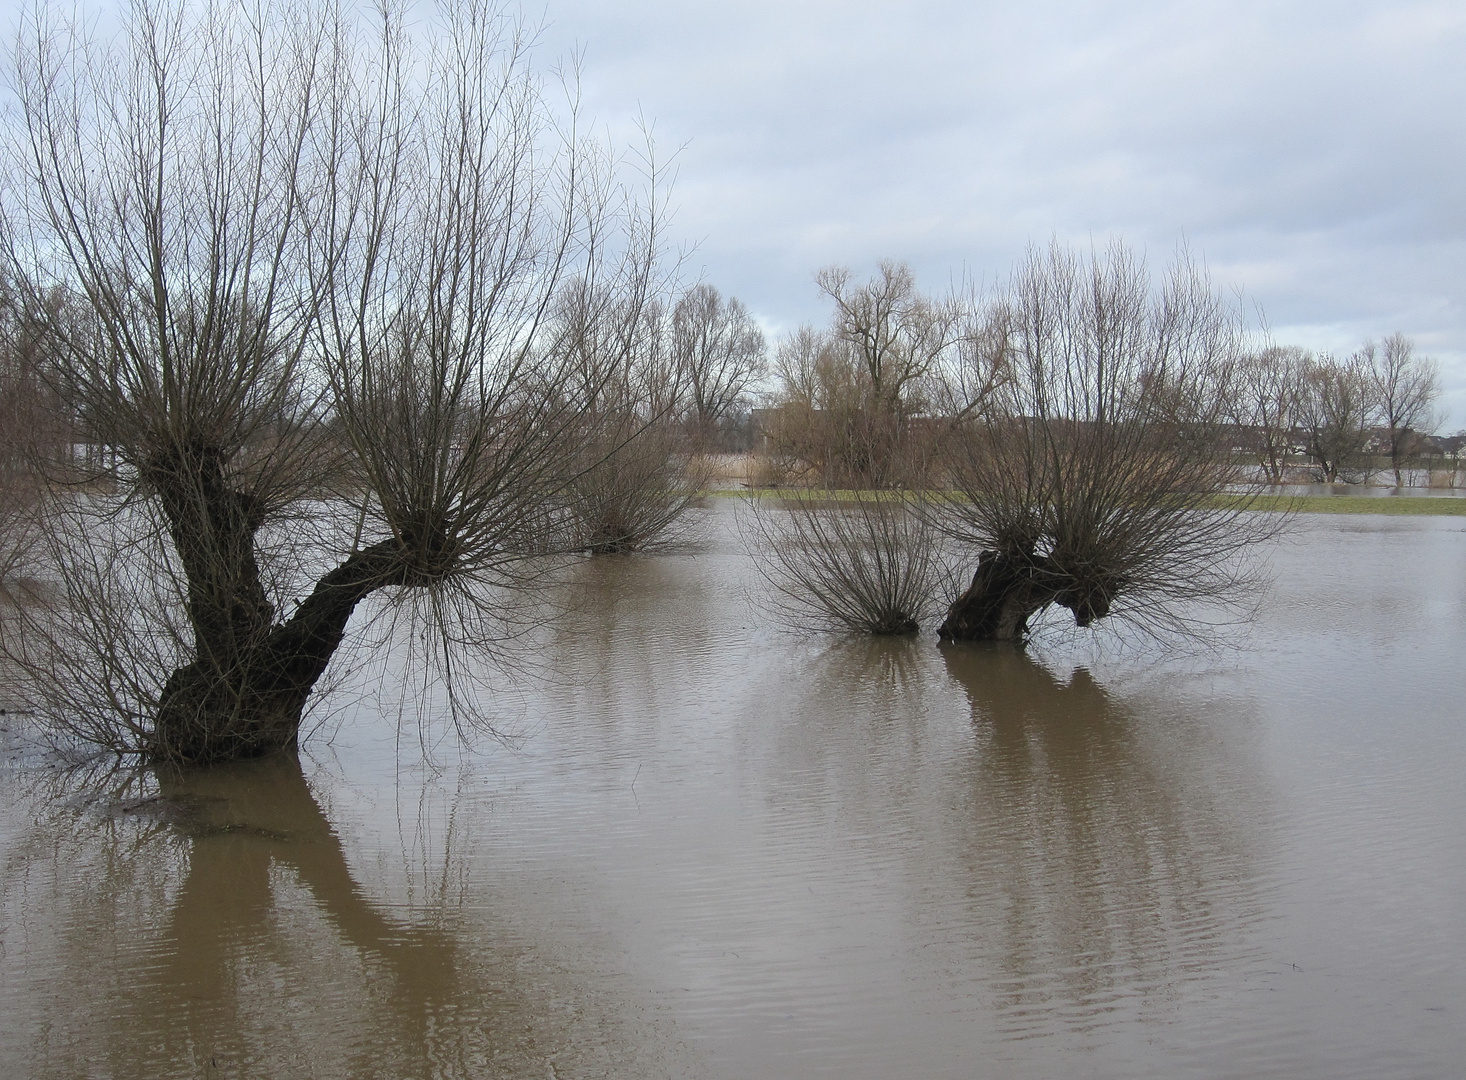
[814,261,964,410]
[671,283,766,449]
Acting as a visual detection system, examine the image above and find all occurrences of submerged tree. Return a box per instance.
[2,0,664,761]
[937,241,1278,643]
[551,280,704,554]
[744,491,951,636]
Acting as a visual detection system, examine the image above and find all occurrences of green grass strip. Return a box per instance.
[696,488,916,502]
[707,488,1466,515]
[1227,494,1466,515]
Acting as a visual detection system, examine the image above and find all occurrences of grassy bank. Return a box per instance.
[1226,493,1466,516]
[709,488,1466,516]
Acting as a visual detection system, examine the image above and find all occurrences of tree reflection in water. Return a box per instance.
[1,752,689,1080]
[936,643,1271,1041]
[144,754,465,1077]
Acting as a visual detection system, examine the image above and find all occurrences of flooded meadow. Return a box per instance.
[2,501,1464,1078]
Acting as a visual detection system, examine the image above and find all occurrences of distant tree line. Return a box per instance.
[759,288,1444,492]
[1230,337,1441,485]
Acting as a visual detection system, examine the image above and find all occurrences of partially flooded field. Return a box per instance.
[3,502,1464,1079]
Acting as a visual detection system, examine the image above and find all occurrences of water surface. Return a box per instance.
[3,504,1464,1078]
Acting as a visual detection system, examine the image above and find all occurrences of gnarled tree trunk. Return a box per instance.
[937,548,1113,643]
[150,540,399,762]
[146,448,402,761]
[937,549,1057,642]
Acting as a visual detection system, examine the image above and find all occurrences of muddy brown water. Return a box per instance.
[2,503,1464,1078]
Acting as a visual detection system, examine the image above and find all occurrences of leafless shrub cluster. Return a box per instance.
[549,281,711,553]
[743,263,1005,634]
[547,278,768,552]
[0,0,672,761]
[567,420,706,553]
[744,491,953,635]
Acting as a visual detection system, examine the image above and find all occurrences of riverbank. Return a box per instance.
[702,455,1466,514]
[703,484,1466,516]
[1241,493,1466,515]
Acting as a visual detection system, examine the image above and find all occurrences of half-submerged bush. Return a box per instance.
[548,282,708,554]
[568,420,708,554]
[745,490,951,635]
[936,240,1280,643]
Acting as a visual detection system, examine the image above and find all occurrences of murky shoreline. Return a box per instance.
[3,504,1465,1078]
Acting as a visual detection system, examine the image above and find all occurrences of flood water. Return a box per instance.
[3,502,1464,1078]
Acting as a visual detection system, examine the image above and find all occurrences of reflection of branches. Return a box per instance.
[139,755,461,1077]
[937,643,1264,1035]
[751,635,951,828]
[0,756,177,890]
[2,751,682,1079]
[540,549,710,745]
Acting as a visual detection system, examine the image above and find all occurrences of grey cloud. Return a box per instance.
[536,0,1466,422]
[5,0,1458,419]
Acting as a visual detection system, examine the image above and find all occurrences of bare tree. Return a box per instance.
[1291,352,1378,483]
[1363,333,1439,486]
[1231,345,1305,485]
[671,283,766,451]
[763,263,974,488]
[2,0,663,761]
[815,262,960,413]
[937,241,1277,643]
[764,326,918,488]
[550,281,705,553]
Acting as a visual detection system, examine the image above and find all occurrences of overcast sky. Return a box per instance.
[533,0,1466,427]
[3,1,1461,424]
